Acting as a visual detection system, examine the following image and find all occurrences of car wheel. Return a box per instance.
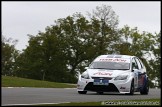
[140,78,149,95]
[126,80,134,95]
[97,91,104,95]
[78,91,87,94]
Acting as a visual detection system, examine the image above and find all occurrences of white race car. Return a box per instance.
[77,55,149,95]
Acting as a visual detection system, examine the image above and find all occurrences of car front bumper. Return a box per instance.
[77,77,132,93]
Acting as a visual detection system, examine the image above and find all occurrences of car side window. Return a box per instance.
[135,57,142,69]
[132,58,139,69]
[138,58,144,69]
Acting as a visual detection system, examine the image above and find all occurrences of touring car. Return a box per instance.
[77,55,149,95]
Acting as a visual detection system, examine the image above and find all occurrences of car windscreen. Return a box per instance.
[89,61,130,70]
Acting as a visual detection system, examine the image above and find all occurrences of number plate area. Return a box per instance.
[93,79,109,85]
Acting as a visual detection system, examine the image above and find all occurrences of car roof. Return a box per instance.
[97,54,135,59]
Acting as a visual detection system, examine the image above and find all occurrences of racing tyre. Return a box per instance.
[78,91,87,94]
[97,92,104,95]
[140,79,149,95]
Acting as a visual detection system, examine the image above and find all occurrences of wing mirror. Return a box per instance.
[132,63,138,72]
[85,67,88,69]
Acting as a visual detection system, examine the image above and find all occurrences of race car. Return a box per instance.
[77,55,149,95]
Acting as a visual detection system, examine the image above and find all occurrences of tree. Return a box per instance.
[16,32,70,82]
[1,36,19,76]
[12,5,120,83]
[87,4,119,29]
[87,4,120,55]
[149,32,161,88]
[115,25,159,87]
[15,11,119,83]
[54,13,97,78]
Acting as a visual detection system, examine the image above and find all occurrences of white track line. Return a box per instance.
[2,102,70,106]
[6,87,25,88]
[64,88,77,89]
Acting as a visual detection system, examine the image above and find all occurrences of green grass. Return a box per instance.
[38,98,160,106]
[2,76,76,88]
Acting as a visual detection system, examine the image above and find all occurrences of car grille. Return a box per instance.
[91,77,112,80]
[84,82,119,92]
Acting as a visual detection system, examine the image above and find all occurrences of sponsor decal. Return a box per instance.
[99,58,127,62]
[93,72,112,76]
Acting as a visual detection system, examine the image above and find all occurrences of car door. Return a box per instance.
[132,58,139,89]
[135,57,146,88]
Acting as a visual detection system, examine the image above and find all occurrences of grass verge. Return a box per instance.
[2,76,76,88]
[38,98,160,106]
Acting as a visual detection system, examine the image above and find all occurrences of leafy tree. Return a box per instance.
[115,25,159,87]
[87,4,120,55]
[13,5,122,83]
[16,8,119,83]
[16,32,70,82]
[149,32,161,88]
[53,13,97,78]
[2,36,19,76]
[87,4,119,29]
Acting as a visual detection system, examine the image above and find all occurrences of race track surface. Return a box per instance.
[2,87,160,106]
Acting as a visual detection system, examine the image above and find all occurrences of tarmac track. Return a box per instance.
[1,87,160,106]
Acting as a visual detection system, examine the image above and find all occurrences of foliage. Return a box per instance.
[13,5,119,83]
[149,32,161,87]
[114,26,160,87]
[1,36,19,76]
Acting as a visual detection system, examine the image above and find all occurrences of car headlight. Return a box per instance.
[81,71,90,79]
[114,75,128,80]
